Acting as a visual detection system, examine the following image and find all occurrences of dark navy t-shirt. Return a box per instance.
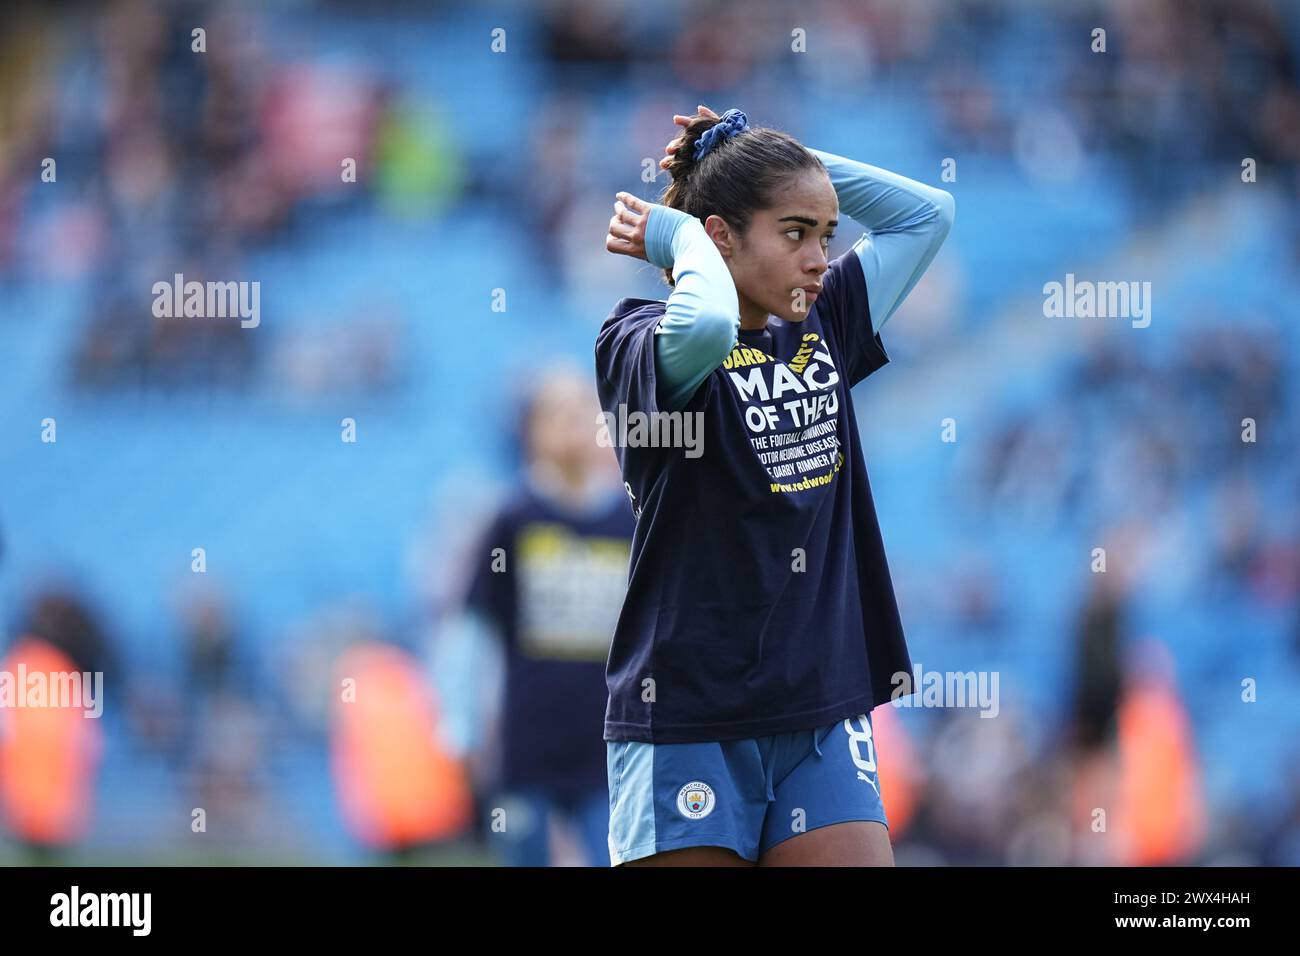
[464,484,635,801]
[593,246,912,744]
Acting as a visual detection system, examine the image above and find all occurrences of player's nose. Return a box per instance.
[803,253,829,279]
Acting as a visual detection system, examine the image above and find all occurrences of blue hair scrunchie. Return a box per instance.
[692,108,748,161]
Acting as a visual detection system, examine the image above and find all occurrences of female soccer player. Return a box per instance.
[596,106,954,866]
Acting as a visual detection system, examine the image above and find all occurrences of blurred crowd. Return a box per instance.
[0,1,444,390]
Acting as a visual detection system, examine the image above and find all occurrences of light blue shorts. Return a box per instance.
[606,711,887,865]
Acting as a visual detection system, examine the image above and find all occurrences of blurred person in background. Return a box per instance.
[1065,531,1136,866]
[431,364,634,866]
[1109,639,1205,866]
[0,588,115,862]
[331,631,475,863]
[1065,526,1206,866]
[172,587,278,849]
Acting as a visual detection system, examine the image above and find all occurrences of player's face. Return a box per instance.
[730,170,838,324]
[530,376,601,471]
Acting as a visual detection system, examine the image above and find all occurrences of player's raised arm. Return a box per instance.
[607,191,740,412]
[807,148,955,334]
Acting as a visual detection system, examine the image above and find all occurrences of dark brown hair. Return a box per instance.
[658,110,824,287]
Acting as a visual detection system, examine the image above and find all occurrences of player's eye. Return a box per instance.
[788,228,835,248]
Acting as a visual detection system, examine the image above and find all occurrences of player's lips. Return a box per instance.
[799,285,822,297]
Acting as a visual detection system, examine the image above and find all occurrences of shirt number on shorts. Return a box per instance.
[843,715,879,791]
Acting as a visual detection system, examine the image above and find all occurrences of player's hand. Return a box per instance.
[660,104,720,171]
[606,191,652,261]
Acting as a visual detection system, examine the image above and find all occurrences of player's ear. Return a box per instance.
[704,214,739,257]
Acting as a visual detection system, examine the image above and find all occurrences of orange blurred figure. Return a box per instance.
[1112,640,1206,866]
[871,703,921,839]
[0,637,104,850]
[329,642,474,853]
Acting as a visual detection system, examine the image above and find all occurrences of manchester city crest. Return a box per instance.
[676,781,715,819]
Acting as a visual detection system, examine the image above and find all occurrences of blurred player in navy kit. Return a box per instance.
[432,364,634,866]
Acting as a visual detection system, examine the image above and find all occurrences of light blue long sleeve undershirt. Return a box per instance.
[642,206,742,412]
[644,149,955,412]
